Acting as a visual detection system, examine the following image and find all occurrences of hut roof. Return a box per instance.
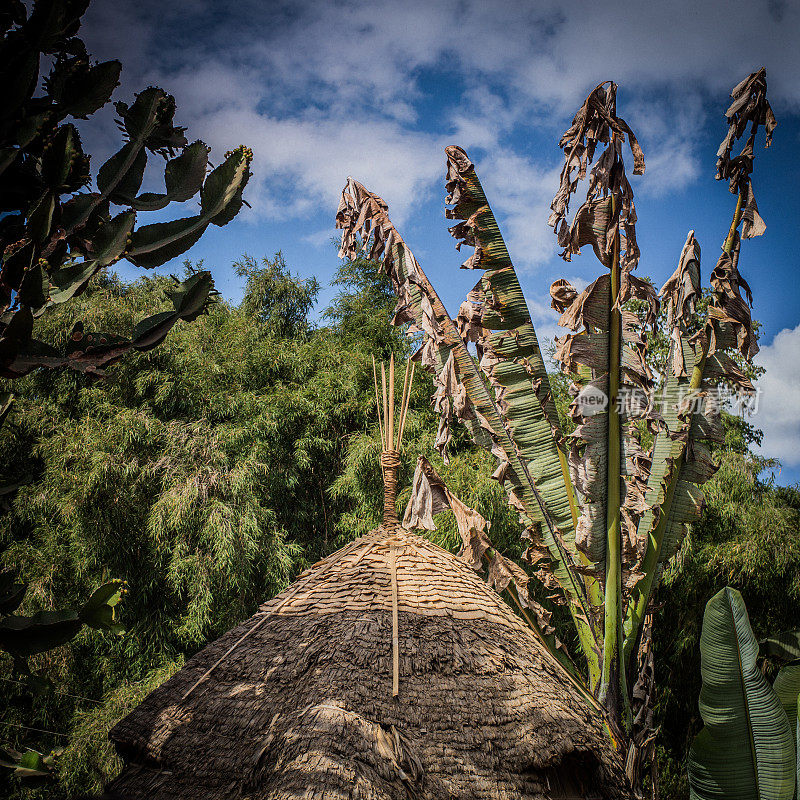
[106,523,632,800]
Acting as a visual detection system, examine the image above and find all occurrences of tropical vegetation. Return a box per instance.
[335,69,779,795]
[0,3,796,797]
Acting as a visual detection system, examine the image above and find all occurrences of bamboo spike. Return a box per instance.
[398,361,415,448]
[397,357,411,449]
[389,545,400,697]
[388,353,395,451]
[381,363,388,451]
[372,356,386,480]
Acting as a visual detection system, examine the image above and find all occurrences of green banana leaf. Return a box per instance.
[773,663,800,750]
[772,660,800,800]
[688,587,796,800]
[763,632,800,662]
[622,333,706,654]
[444,146,575,542]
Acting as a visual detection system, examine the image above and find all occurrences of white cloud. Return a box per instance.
[754,325,800,465]
[196,109,444,225]
[77,0,800,265]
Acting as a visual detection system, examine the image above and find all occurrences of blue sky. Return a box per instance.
[78,0,800,483]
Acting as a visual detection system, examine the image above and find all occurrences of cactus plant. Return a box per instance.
[0,1,252,769]
[0,0,252,393]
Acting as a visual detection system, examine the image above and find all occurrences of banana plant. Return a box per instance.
[336,70,775,770]
[688,587,797,800]
[0,0,253,389]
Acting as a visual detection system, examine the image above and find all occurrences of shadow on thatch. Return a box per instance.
[105,526,632,799]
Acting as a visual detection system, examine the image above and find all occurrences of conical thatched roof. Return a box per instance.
[107,359,632,799]
[106,523,632,799]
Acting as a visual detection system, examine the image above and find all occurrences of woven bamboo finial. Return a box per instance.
[372,353,414,528]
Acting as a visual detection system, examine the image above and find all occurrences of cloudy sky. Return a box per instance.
[78,0,800,483]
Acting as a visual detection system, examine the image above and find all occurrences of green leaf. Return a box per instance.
[10,748,55,785]
[167,270,215,321]
[127,216,206,269]
[441,148,601,667]
[88,209,135,266]
[48,258,100,305]
[1,239,34,293]
[0,609,81,657]
[59,59,121,118]
[773,663,800,748]
[14,110,48,148]
[16,749,49,775]
[41,124,89,193]
[763,632,800,662]
[60,192,105,232]
[129,273,214,351]
[25,190,55,243]
[127,149,248,268]
[97,141,147,201]
[18,260,49,312]
[200,147,249,226]
[166,141,209,200]
[446,163,573,538]
[688,587,796,800]
[131,309,179,351]
[129,141,209,211]
[65,322,128,356]
[79,580,125,633]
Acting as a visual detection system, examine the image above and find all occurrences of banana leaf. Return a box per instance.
[763,631,800,662]
[444,146,575,542]
[773,663,800,753]
[688,587,795,800]
[625,230,759,656]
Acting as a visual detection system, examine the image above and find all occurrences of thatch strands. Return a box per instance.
[107,525,633,799]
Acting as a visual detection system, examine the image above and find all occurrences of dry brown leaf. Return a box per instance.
[707,239,758,359]
[549,82,644,274]
[659,231,702,376]
[716,68,776,195]
[402,456,492,571]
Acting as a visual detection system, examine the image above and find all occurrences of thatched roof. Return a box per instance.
[106,523,632,799]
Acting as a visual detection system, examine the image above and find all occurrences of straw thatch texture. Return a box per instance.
[107,526,632,799]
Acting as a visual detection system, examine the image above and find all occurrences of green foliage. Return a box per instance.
[0,0,252,382]
[235,252,319,338]
[0,579,124,659]
[0,252,409,797]
[687,587,795,800]
[55,658,183,797]
[654,445,800,800]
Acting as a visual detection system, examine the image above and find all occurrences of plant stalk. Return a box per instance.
[599,192,630,727]
[558,442,603,689]
[623,189,746,661]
